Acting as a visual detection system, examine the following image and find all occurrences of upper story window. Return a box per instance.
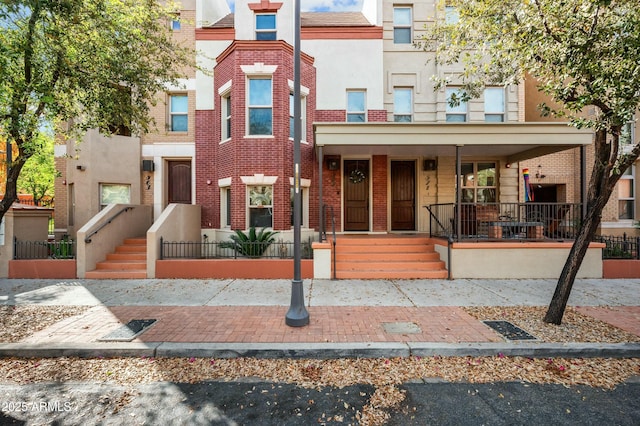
[171,14,181,31]
[221,93,232,141]
[248,77,272,136]
[618,166,635,220]
[393,7,412,44]
[621,122,635,146]
[394,88,413,122]
[446,88,467,122]
[347,90,366,122]
[256,13,276,40]
[445,6,459,24]
[289,93,307,140]
[484,87,505,122]
[169,94,188,132]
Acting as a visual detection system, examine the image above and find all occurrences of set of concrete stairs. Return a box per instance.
[332,235,448,279]
[85,237,147,279]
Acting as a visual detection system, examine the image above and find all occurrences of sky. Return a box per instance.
[226,0,363,12]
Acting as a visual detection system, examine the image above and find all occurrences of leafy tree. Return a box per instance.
[17,132,55,206]
[0,0,194,222]
[418,1,640,324]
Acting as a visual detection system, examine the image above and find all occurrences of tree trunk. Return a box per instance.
[543,205,602,324]
[544,128,616,325]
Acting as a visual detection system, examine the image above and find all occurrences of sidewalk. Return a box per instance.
[1,278,639,359]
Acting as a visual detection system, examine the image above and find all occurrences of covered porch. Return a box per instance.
[314,122,593,239]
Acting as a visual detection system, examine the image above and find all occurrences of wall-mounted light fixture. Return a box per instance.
[423,159,437,171]
[536,165,546,179]
[142,160,155,172]
[326,157,340,171]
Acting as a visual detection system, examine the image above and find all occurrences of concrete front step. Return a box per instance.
[95,260,147,270]
[332,235,447,279]
[336,269,449,279]
[85,270,147,279]
[335,252,441,262]
[86,237,147,279]
[106,252,146,261]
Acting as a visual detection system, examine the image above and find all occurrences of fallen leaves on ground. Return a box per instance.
[0,305,88,343]
[464,306,640,343]
[0,356,638,390]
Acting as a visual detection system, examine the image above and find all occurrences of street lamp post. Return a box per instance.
[285,0,310,327]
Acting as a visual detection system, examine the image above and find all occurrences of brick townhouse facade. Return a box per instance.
[54,0,634,246]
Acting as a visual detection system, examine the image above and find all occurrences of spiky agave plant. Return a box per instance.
[223,227,279,258]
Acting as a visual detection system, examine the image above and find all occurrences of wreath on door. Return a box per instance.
[349,168,366,184]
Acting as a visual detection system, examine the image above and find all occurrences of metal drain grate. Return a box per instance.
[482,320,536,341]
[99,319,157,342]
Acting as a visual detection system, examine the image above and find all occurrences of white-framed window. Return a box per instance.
[446,88,467,122]
[248,77,272,136]
[289,92,307,139]
[484,87,505,122]
[394,87,412,122]
[171,14,181,31]
[445,5,459,24]
[220,186,231,228]
[393,6,412,44]
[347,90,366,122]
[248,185,273,228]
[169,94,188,132]
[256,13,276,40]
[459,162,497,203]
[619,166,635,220]
[221,92,232,141]
[100,184,131,210]
[621,122,635,146]
[0,218,4,245]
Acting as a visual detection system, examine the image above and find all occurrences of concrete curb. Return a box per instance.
[0,342,158,358]
[1,342,640,359]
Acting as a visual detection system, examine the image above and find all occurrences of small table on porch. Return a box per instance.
[488,221,544,240]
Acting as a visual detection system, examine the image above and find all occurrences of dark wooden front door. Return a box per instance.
[344,160,369,231]
[168,160,192,204]
[391,160,416,231]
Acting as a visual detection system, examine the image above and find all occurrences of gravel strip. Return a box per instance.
[0,305,89,343]
[0,356,638,390]
[464,306,640,343]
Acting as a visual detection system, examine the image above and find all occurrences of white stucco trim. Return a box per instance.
[240,63,278,75]
[218,79,233,95]
[287,79,310,96]
[240,174,278,185]
[142,143,195,220]
[164,78,196,92]
[218,177,232,187]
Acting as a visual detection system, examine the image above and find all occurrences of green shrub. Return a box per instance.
[222,227,278,258]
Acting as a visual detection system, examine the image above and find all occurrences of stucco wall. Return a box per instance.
[147,203,202,278]
[445,242,603,279]
[76,204,153,278]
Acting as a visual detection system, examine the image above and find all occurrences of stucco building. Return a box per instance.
[47,0,619,279]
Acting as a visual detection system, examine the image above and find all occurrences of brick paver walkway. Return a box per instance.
[23,306,502,344]
[576,306,640,337]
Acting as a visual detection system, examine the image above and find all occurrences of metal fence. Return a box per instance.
[13,238,76,259]
[426,202,582,241]
[593,234,640,259]
[160,237,314,260]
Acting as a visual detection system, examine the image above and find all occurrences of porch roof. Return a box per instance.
[313,122,593,163]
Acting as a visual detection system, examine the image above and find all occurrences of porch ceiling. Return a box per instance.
[313,122,593,162]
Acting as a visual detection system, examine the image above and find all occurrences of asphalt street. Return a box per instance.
[1,379,639,425]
